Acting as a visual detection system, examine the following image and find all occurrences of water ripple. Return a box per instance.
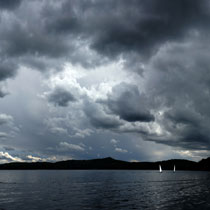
[0,170,209,210]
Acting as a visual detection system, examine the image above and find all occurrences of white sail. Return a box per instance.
[174,165,176,172]
[159,165,162,173]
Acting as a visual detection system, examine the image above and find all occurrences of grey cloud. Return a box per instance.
[0,86,9,98]
[0,4,70,81]
[0,0,21,10]
[1,0,208,82]
[59,142,85,152]
[0,132,8,139]
[142,38,210,151]
[161,109,210,150]
[44,0,210,59]
[0,0,104,83]
[0,0,210,161]
[110,139,118,145]
[115,147,128,153]
[105,82,154,122]
[43,0,81,35]
[72,128,93,138]
[165,108,201,128]
[84,100,122,129]
[48,87,76,107]
[0,61,17,81]
[0,91,7,98]
[89,116,121,129]
[0,114,13,125]
[2,24,69,59]
[49,127,68,135]
[21,56,63,73]
[3,146,15,151]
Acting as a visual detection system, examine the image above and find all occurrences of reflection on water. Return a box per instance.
[0,170,209,210]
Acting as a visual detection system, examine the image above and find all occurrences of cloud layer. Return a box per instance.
[0,0,210,162]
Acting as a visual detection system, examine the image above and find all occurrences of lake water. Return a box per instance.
[0,170,209,210]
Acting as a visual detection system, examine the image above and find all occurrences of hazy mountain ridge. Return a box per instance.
[0,157,209,170]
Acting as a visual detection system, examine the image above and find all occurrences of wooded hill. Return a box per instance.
[0,157,209,170]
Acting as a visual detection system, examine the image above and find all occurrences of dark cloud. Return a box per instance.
[84,100,122,129]
[0,60,16,98]
[43,0,210,59]
[89,116,121,129]
[142,37,210,151]
[0,0,210,161]
[0,61,17,81]
[0,91,7,98]
[91,0,209,58]
[0,0,21,10]
[2,24,69,59]
[1,0,208,80]
[105,83,154,122]
[48,87,76,107]
[43,1,81,35]
[165,109,201,128]
[0,87,8,98]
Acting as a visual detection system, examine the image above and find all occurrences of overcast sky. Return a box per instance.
[0,0,210,163]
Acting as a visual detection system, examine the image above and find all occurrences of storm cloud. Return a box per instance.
[43,0,209,58]
[105,83,154,122]
[0,61,17,81]
[48,87,76,107]
[0,0,210,162]
[0,0,22,10]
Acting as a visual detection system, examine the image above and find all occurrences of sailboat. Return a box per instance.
[173,165,176,173]
[159,165,162,173]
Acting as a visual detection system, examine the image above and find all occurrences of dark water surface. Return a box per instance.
[0,170,209,210]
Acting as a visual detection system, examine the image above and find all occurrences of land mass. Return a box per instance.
[0,157,209,170]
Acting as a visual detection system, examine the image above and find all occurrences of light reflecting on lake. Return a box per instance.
[0,170,209,210]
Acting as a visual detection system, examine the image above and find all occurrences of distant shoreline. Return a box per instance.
[0,157,209,171]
